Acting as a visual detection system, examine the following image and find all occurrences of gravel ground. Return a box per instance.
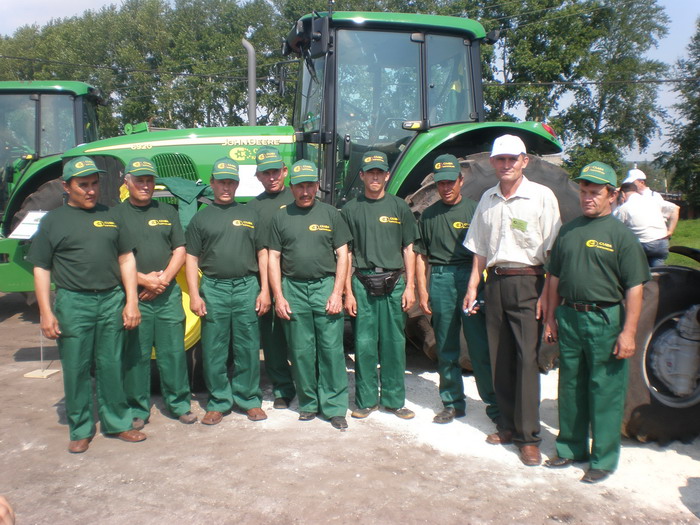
[1,291,698,524]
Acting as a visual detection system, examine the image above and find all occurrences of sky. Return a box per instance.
[1,0,698,161]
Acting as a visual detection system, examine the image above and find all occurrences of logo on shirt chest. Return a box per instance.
[232,220,254,229]
[585,239,614,252]
[452,221,469,230]
[379,216,401,225]
[148,219,172,227]
[93,220,117,228]
[309,224,332,232]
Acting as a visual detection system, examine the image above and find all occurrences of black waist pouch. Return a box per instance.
[355,270,402,297]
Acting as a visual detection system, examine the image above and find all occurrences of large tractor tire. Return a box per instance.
[404,152,578,369]
[11,179,65,231]
[623,266,700,444]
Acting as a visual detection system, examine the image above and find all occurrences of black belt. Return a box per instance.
[490,265,544,276]
[564,300,619,324]
[356,267,398,274]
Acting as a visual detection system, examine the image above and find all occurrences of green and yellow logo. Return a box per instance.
[232,220,254,228]
[93,220,117,228]
[452,221,469,229]
[308,224,331,232]
[585,239,614,252]
[148,219,171,226]
[379,216,401,224]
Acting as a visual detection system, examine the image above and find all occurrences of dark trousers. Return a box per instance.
[484,273,544,446]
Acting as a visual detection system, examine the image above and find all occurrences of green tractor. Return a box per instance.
[0,81,103,291]
[0,11,696,443]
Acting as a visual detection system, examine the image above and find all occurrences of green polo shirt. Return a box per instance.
[341,193,418,270]
[414,197,478,266]
[246,186,295,248]
[546,213,650,303]
[269,201,352,280]
[28,204,133,291]
[112,200,185,274]
[185,202,262,279]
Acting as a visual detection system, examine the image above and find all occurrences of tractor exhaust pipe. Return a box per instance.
[242,38,256,125]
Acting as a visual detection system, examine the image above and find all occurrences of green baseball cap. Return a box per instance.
[361,151,389,172]
[62,156,105,181]
[574,161,617,186]
[433,154,461,182]
[256,146,284,170]
[125,157,157,177]
[289,160,318,184]
[211,158,240,181]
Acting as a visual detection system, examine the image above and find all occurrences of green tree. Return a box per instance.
[657,17,700,208]
[559,0,669,177]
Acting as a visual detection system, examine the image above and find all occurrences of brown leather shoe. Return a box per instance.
[202,411,223,425]
[68,437,92,454]
[486,430,514,445]
[178,411,198,424]
[519,445,542,466]
[246,407,267,422]
[109,430,147,443]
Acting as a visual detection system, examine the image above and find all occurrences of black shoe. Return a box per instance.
[351,405,378,419]
[273,397,291,409]
[433,407,466,424]
[581,468,612,483]
[544,456,575,468]
[330,416,348,430]
[298,411,316,421]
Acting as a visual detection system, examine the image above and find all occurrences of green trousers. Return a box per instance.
[54,287,132,440]
[282,276,347,418]
[352,273,406,410]
[200,275,262,412]
[555,303,627,471]
[124,283,191,420]
[429,265,499,420]
[259,307,296,400]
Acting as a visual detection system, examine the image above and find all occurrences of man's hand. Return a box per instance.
[138,289,158,302]
[344,291,357,317]
[417,289,432,315]
[462,287,478,315]
[401,286,415,312]
[613,329,636,359]
[275,295,292,320]
[40,311,61,339]
[142,271,167,295]
[543,317,558,344]
[255,289,271,317]
[326,291,343,315]
[122,302,141,330]
[189,296,207,317]
[0,496,16,525]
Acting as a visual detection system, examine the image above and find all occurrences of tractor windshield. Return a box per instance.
[0,93,78,168]
[332,28,476,201]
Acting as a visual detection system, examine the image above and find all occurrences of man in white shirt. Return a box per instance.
[617,182,669,267]
[622,168,679,237]
[462,134,561,466]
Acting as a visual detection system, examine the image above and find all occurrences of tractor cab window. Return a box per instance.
[295,53,326,166]
[0,95,36,168]
[40,94,76,157]
[427,34,475,125]
[335,29,421,200]
[82,99,99,143]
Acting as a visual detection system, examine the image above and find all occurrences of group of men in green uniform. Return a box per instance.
[30,135,649,484]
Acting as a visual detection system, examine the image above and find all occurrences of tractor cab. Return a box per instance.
[0,81,102,231]
[286,12,487,205]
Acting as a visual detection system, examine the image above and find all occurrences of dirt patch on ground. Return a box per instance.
[1,292,698,524]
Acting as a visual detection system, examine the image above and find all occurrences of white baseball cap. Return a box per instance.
[490,134,527,157]
[622,168,646,184]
